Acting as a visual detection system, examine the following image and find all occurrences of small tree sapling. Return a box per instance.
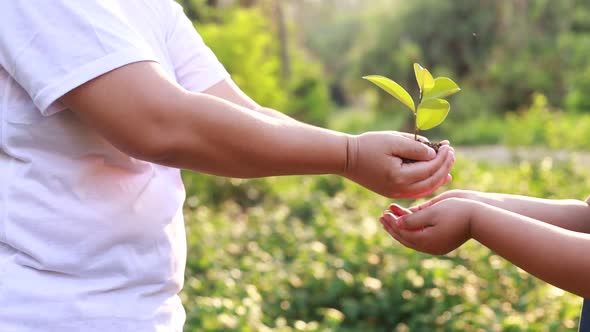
[363,63,461,156]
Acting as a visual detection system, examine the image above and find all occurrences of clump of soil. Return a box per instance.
[402,140,441,163]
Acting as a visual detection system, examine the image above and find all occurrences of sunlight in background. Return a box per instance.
[177,1,590,330]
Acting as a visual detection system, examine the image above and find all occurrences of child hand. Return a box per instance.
[380,198,475,255]
[406,189,480,213]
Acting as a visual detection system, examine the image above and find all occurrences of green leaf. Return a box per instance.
[416,99,450,130]
[363,75,415,112]
[413,63,434,94]
[423,77,461,100]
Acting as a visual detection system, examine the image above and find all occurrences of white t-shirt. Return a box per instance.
[0,1,228,331]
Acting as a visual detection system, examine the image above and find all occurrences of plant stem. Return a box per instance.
[415,90,423,141]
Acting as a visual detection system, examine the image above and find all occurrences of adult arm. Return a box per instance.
[60,61,454,198]
[203,78,296,122]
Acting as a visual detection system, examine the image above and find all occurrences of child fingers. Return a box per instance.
[398,212,433,231]
[383,216,417,249]
[388,203,412,216]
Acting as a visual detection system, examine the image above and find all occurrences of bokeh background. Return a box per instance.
[176,1,590,331]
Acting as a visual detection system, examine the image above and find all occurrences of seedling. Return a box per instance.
[363,63,461,142]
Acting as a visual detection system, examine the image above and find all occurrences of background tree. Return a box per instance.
[172,1,590,330]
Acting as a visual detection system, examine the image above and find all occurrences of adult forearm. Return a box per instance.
[202,78,298,123]
[61,62,453,198]
[471,202,590,298]
[156,92,348,178]
[254,106,298,122]
[467,192,590,233]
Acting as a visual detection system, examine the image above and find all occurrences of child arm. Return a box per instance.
[409,190,590,233]
[471,201,590,298]
[383,198,590,298]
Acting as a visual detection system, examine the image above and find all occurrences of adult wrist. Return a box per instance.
[343,134,359,177]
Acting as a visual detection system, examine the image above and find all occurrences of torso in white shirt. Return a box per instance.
[0,1,227,331]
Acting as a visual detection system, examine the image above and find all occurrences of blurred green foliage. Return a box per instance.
[180,0,590,139]
[197,9,288,111]
[172,1,590,331]
[442,93,590,149]
[181,155,585,331]
[334,93,590,149]
[186,2,332,125]
[319,0,590,115]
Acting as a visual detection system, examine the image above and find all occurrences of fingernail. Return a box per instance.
[409,226,425,232]
[428,148,436,158]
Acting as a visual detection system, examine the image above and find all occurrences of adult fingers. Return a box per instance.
[402,149,455,196]
[388,173,450,200]
[399,145,452,184]
[390,136,436,162]
[396,132,430,143]
[401,174,453,200]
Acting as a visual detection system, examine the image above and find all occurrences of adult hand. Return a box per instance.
[343,132,454,199]
[380,198,474,255]
[60,62,454,184]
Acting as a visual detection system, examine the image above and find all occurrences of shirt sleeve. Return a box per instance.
[0,1,158,116]
[166,2,230,93]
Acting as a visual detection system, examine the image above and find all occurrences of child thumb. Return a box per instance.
[399,212,430,231]
[389,203,412,216]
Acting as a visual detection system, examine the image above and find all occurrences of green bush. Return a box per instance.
[565,62,590,113]
[328,108,408,135]
[196,7,333,126]
[503,94,555,147]
[417,93,590,148]
[441,113,504,146]
[181,155,584,331]
[198,9,288,110]
[285,56,333,126]
[504,94,590,150]
[320,0,590,121]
